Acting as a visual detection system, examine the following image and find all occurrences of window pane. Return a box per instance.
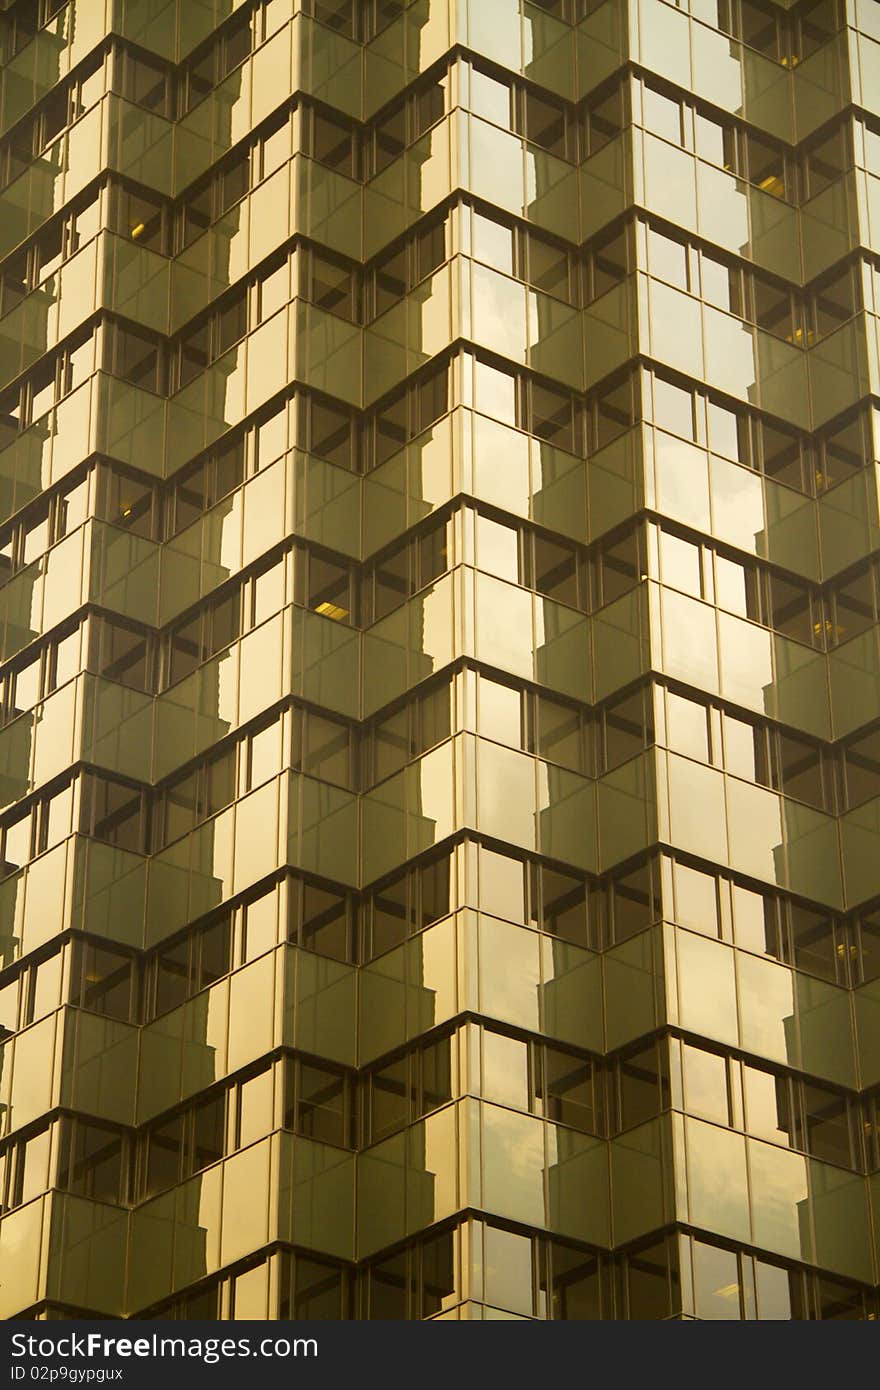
[643,86,681,144]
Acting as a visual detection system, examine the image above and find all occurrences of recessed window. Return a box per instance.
[286,1060,351,1146]
[57,1119,125,1203]
[802,123,848,199]
[777,731,826,809]
[533,532,580,605]
[753,275,794,339]
[643,84,682,145]
[308,0,357,38]
[259,110,290,179]
[219,10,253,78]
[611,859,657,943]
[652,375,695,441]
[474,358,517,427]
[522,88,569,158]
[648,227,688,290]
[70,940,137,1022]
[767,572,815,645]
[116,50,171,117]
[659,530,702,598]
[759,417,804,490]
[746,129,787,198]
[597,529,641,606]
[843,728,880,808]
[310,108,358,177]
[309,250,357,321]
[589,225,627,300]
[812,265,857,338]
[218,150,250,213]
[412,77,446,140]
[471,69,511,129]
[584,85,623,156]
[602,688,649,770]
[829,567,875,643]
[531,380,575,451]
[372,104,405,175]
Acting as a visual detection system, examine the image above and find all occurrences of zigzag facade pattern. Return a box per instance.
[0,0,878,1320]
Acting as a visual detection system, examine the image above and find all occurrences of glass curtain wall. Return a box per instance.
[0,0,877,1320]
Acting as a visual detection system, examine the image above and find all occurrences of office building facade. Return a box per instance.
[0,0,878,1320]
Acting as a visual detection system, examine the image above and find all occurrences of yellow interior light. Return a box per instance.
[314,601,348,621]
[757,174,784,197]
[786,326,814,347]
[121,506,133,518]
[131,223,145,239]
[714,1283,741,1300]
